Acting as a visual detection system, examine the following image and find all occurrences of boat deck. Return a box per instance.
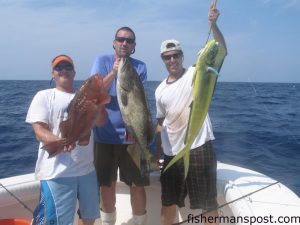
[1,162,299,225]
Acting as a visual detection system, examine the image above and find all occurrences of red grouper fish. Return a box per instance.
[42,74,111,157]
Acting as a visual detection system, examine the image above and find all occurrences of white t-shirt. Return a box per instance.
[155,66,215,156]
[26,88,95,180]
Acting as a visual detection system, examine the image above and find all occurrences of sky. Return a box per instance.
[0,0,299,83]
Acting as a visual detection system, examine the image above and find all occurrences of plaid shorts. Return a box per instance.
[160,141,218,210]
[94,142,150,187]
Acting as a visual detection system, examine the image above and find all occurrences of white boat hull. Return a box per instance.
[0,162,299,225]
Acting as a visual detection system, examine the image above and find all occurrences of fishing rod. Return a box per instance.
[205,0,218,45]
[172,178,282,225]
[0,182,34,214]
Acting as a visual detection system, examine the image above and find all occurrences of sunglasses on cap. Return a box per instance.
[162,53,182,61]
[53,65,74,72]
[115,37,135,44]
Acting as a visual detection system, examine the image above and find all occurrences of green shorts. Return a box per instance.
[94,142,150,187]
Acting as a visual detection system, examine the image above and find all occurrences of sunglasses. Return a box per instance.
[115,37,135,44]
[162,53,182,61]
[53,65,74,72]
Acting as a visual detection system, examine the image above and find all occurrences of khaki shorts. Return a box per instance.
[94,142,150,187]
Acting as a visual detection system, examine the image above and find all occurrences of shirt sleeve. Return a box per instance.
[139,63,147,84]
[25,91,49,125]
[155,87,165,119]
[90,55,111,76]
[132,58,147,83]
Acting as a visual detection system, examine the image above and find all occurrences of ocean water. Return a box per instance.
[0,80,299,196]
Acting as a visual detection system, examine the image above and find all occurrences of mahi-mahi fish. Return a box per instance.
[42,74,111,157]
[163,39,226,178]
[116,57,158,176]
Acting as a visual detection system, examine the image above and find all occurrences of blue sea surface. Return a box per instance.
[0,80,299,196]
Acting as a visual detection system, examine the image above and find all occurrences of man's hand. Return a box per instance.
[112,57,121,76]
[208,4,220,24]
[63,142,76,152]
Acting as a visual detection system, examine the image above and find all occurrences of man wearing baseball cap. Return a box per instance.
[26,54,100,225]
[155,4,227,225]
[52,54,74,68]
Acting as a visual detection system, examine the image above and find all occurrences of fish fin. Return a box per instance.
[140,159,149,178]
[191,69,197,87]
[147,121,154,144]
[163,146,189,173]
[140,150,160,174]
[184,101,194,144]
[127,144,141,170]
[127,144,157,176]
[217,58,225,72]
[99,91,111,105]
[183,152,190,179]
[207,66,219,77]
[78,132,91,146]
[42,140,65,158]
[144,149,160,171]
[59,120,71,138]
[95,105,108,127]
[206,68,219,97]
[121,90,128,106]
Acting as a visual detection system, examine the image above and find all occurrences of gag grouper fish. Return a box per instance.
[116,57,158,176]
[163,39,226,178]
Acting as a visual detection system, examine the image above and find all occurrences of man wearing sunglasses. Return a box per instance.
[26,55,100,225]
[155,5,227,225]
[90,27,148,225]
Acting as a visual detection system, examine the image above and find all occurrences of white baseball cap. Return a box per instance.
[160,39,182,54]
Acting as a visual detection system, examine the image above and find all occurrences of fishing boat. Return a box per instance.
[0,162,299,225]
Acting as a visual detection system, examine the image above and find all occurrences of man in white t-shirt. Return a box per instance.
[155,5,227,225]
[26,55,100,225]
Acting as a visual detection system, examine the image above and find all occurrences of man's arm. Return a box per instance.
[208,4,228,55]
[32,122,75,152]
[91,56,120,91]
[155,118,165,161]
[102,57,120,91]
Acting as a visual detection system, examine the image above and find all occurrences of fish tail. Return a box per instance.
[42,141,64,158]
[145,151,160,171]
[163,146,190,175]
[140,159,149,178]
[183,152,190,179]
[142,147,160,172]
